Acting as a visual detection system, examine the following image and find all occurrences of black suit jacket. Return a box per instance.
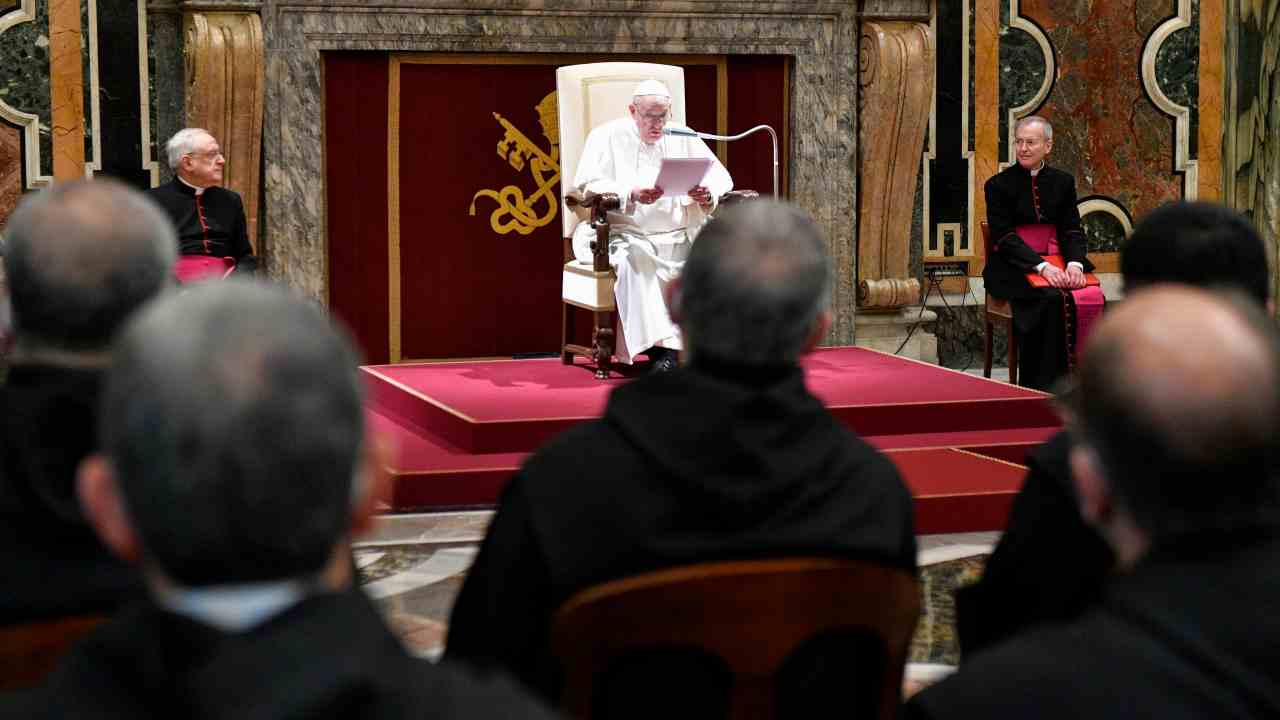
[4,587,554,719]
[0,365,142,625]
[909,530,1280,719]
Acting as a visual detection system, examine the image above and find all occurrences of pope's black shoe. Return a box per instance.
[647,347,678,373]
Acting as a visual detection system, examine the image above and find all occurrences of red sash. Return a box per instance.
[1014,224,1105,360]
[175,255,236,284]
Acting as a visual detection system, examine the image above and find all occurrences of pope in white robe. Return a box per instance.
[570,80,734,366]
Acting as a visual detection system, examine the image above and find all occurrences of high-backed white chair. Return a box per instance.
[557,62,688,379]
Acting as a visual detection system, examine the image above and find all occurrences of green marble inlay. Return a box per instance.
[0,0,51,177]
[998,3,1048,165]
[1154,0,1199,156]
[1083,210,1125,254]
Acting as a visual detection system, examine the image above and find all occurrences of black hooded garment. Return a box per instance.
[443,361,917,703]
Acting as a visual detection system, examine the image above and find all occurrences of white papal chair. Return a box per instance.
[556,62,690,379]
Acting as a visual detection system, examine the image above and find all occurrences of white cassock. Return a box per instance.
[571,117,733,363]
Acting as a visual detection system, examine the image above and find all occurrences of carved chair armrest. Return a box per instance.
[564,191,621,272]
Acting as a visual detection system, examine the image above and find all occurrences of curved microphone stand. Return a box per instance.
[663,125,779,198]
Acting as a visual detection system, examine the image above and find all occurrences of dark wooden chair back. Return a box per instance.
[0,614,104,690]
[980,221,1018,383]
[551,557,920,720]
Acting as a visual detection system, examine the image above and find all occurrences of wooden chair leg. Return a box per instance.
[1006,321,1018,385]
[561,302,574,365]
[983,319,994,378]
[592,310,614,380]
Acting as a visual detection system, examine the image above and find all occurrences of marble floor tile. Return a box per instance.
[358,514,1000,667]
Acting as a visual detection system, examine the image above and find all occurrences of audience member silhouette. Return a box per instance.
[910,286,1280,719]
[445,200,917,709]
[0,179,174,625]
[956,201,1274,657]
[3,281,555,719]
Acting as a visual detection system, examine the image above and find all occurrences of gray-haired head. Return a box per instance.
[165,128,213,171]
[2,178,175,353]
[100,280,366,587]
[1015,115,1053,141]
[676,200,832,367]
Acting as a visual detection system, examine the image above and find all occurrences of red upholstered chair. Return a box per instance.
[980,221,1017,384]
[0,614,105,690]
[551,557,920,720]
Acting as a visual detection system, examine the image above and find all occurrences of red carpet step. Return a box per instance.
[365,347,1059,533]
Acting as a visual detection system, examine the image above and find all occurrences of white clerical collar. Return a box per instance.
[178,175,207,196]
[1030,160,1045,176]
[155,578,314,632]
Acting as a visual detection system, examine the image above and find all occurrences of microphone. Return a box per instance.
[662,125,703,138]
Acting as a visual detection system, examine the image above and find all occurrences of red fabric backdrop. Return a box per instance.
[324,53,390,363]
[325,54,788,363]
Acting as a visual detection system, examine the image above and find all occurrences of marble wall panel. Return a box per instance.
[0,122,20,221]
[0,0,52,180]
[147,4,185,185]
[1017,1,1183,226]
[261,0,862,343]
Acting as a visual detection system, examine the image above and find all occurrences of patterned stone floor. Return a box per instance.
[356,510,996,693]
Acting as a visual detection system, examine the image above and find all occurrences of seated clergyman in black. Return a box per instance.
[955,201,1274,660]
[444,200,917,708]
[909,285,1280,719]
[2,281,554,719]
[983,115,1100,391]
[145,128,257,274]
[0,178,173,625]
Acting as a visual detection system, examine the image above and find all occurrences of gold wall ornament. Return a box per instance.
[183,10,265,253]
[469,92,561,236]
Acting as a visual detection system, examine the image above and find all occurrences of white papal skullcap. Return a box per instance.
[633,79,672,99]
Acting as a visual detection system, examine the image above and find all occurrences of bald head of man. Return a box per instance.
[3,178,176,360]
[1068,285,1280,568]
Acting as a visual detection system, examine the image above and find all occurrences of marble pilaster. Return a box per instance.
[48,0,83,180]
[260,0,862,344]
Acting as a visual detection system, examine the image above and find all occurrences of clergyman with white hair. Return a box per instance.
[145,128,257,278]
[569,78,733,372]
[982,115,1102,391]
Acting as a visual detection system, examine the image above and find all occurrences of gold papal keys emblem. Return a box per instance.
[470,92,560,236]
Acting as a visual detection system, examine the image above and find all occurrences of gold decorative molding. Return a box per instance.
[184,10,264,252]
[857,20,934,309]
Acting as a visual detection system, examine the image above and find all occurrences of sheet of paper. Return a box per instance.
[654,157,713,196]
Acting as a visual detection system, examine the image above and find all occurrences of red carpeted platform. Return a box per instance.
[365,347,1060,533]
